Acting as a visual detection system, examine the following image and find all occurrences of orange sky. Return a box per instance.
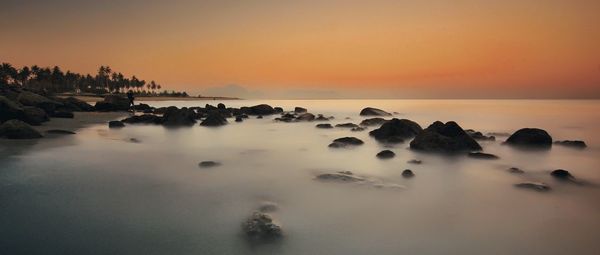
[1,0,599,98]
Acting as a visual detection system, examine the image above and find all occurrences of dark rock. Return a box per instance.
[296,113,315,121]
[121,114,162,124]
[242,212,283,242]
[550,169,574,180]
[360,107,392,116]
[17,91,61,113]
[60,97,94,111]
[108,120,125,128]
[0,119,43,139]
[258,202,279,213]
[465,129,496,141]
[294,107,307,113]
[335,123,359,128]
[328,137,364,148]
[360,117,388,126]
[487,132,511,137]
[198,161,221,168]
[410,121,481,153]
[217,103,226,109]
[0,95,25,123]
[132,103,152,111]
[316,123,333,129]
[351,127,365,132]
[51,110,74,118]
[143,109,153,114]
[200,112,228,126]
[153,107,169,115]
[129,138,141,143]
[22,106,48,126]
[94,95,130,111]
[402,169,414,178]
[376,150,395,159]
[257,115,263,119]
[467,152,499,159]
[316,171,365,182]
[315,114,332,121]
[273,107,284,113]
[514,182,551,192]
[554,140,587,149]
[505,128,552,148]
[162,107,197,126]
[508,167,524,174]
[248,104,275,115]
[369,118,422,143]
[235,116,243,122]
[407,159,422,164]
[46,129,76,135]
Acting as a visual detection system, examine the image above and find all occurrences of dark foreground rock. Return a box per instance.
[376,150,395,159]
[467,152,499,159]
[369,118,422,143]
[247,104,276,115]
[335,123,359,128]
[402,169,415,178]
[94,95,130,111]
[410,121,481,153]
[550,169,574,180]
[316,123,333,129]
[242,212,283,242]
[316,171,365,182]
[46,129,76,135]
[554,140,587,149]
[108,120,125,128]
[51,110,74,118]
[505,128,552,148]
[360,107,392,116]
[514,182,551,192]
[198,161,221,168]
[0,119,43,139]
[465,129,495,141]
[200,113,228,127]
[162,107,196,126]
[360,117,388,126]
[22,106,49,125]
[57,96,94,112]
[17,91,61,113]
[296,113,315,121]
[0,96,26,123]
[122,114,162,124]
[328,137,364,148]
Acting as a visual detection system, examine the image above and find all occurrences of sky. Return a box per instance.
[1,0,599,99]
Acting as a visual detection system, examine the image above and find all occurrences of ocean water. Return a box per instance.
[1,99,600,255]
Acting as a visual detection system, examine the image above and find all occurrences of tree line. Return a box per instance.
[0,62,188,97]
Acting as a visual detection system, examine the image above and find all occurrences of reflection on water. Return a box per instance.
[1,100,600,255]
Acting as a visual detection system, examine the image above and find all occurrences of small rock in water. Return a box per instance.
[129,138,141,143]
[200,113,228,126]
[351,127,365,132]
[316,172,365,182]
[359,107,392,116]
[467,152,499,159]
[258,201,279,213]
[242,212,283,242]
[108,120,125,128]
[199,161,221,168]
[257,115,263,119]
[465,129,496,141]
[508,167,524,174]
[360,117,388,126]
[335,123,359,128]
[328,137,364,148]
[402,169,415,178]
[235,116,243,122]
[376,150,396,159]
[296,113,315,121]
[505,128,552,148]
[514,182,551,192]
[46,129,76,135]
[554,140,587,149]
[316,123,333,129]
[407,159,422,164]
[550,169,574,180]
[294,107,307,113]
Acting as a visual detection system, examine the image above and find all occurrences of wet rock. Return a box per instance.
[369,118,422,143]
[200,112,228,127]
[316,171,365,182]
[554,140,587,149]
[335,123,359,128]
[50,110,74,118]
[198,161,221,168]
[360,117,388,126]
[296,113,315,121]
[376,150,395,159]
[108,120,125,128]
[359,107,392,116]
[122,114,162,124]
[46,129,76,135]
[0,119,43,139]
[402,169,415,178]
[550,169,574,180]
[505,128,552,148]
[410,121,481,153]
[465,129,496,141]
[22,106,48,126]
[316,123,333,129]
[248,104,275,115]
[508,167,524,174]
[294,107,307,113]
[407,159,422,164]
[242,212,283,242]
[328,137,364,148]
[94,95,130,111]
[514,182,551,192]
[467,152,499,159]
[351,127,365,132]
[162,107,197,126]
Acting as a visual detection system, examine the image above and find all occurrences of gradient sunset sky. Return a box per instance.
[1,0,599,98]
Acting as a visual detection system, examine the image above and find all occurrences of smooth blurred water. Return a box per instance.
[1,99,599,255]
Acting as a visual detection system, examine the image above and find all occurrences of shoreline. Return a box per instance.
[59,95,241,103]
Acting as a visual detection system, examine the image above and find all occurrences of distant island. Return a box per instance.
[0,62,237,100]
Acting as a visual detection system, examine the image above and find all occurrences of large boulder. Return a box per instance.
[369,118,422,143]
[409,121,482,153]
[121,114,163,124]
[247,104,275,115]
[200,112,228,126]
[505,128,552,148]
[0,119,43,139]
[162,107,197,126]
[360,117,388,126]
[94,95,130,111]
[55,97,94,112]
[22,106,49,125]
[359,107,391,116]
[16,91,61,113]
[242,212,283,242]
[0,96,25,123]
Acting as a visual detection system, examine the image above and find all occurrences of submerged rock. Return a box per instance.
[258,201,279,213]
[359,107,392,116]
[351,127,365,132]
[328,137,364,148]
[235,116,243,122]
[108,120,125,128]
[46,129,76,135]
[198,161,221,168]
[369,118,422,143]
[402,169,415,178]
[554,140,587,149]
[94,95,130,111]
[508,167,525,174]
[316,123,333,129]
[465,129,496,141]
[316,171,365,182]
[514,182,551,192]
[467,152,499,159]
[296,113,315,121]
[410,121,481,153]
[200,112,228,126]
[407,159,422,164]
[315,114,332,121]
[122,114,162,124]
[0,119,43,139]
[505,128,552,148]
[162,107,197,126]
[242,212,283,242]
[335,123,359,128]
[360,117,388,126]
[376,150,396,159]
